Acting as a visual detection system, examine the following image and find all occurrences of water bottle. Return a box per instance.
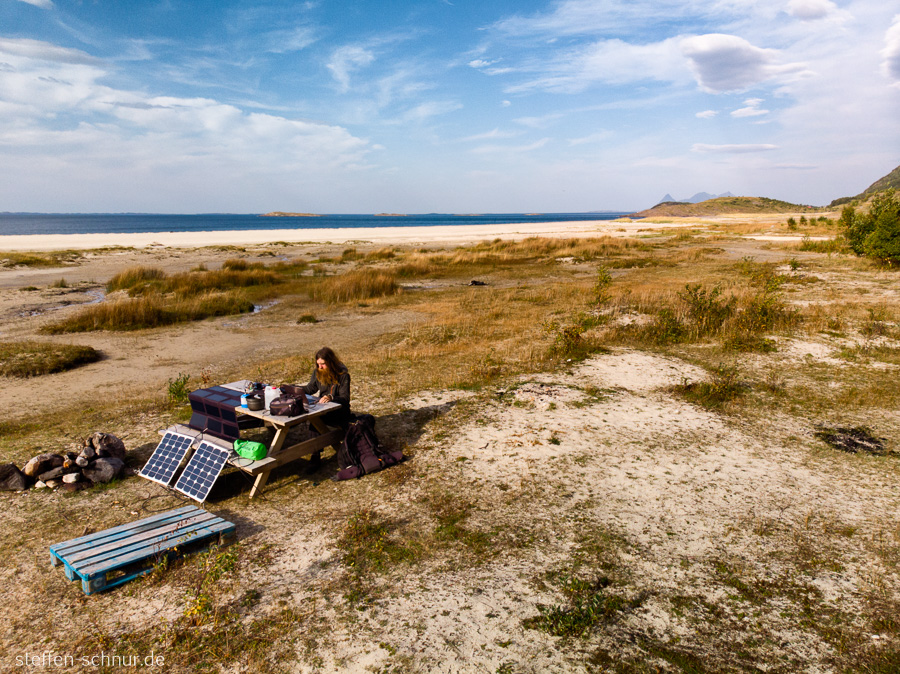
[264,385,279,409]
[240,394,249,409]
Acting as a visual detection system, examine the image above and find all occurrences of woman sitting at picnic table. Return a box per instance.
[303,346,351,430]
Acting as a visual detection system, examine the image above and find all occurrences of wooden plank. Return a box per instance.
[78,521,234,577]
[50,506,199,565]
[63,512,220,565]
[49,506,235,595]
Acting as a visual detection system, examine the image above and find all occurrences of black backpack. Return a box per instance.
[333,414,404,481]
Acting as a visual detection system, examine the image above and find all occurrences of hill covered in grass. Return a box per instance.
[631,196,818,218]
[831,163,900,207]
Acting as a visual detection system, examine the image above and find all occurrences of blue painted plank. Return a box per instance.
[61,512,219,565]
[75,519,231,574]
[50,505,198,553]
[50,506,201,561]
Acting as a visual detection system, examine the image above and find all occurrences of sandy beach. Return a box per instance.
[0,218,697,251]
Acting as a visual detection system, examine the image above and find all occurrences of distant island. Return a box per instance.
[375,213,407,216]
[261,212,321,217]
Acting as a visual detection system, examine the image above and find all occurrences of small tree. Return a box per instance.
[840,189,900,265]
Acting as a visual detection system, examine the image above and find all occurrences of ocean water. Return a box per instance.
[0,212,627,237]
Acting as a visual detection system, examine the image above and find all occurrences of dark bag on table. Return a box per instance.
[332,413,404,481]
[269,395,304,417]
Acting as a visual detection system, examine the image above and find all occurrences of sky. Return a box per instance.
[0,0,898,213]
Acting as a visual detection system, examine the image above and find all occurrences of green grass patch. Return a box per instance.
[671,364,748,409]
[0,341,102,377]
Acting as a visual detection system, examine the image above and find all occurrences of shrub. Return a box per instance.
[672,364,747,409]
[840,189,900,264]
[167,372,191,405]
[678,283,734,336]
[0,341,101,377]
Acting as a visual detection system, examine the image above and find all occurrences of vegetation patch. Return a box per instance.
[814,425,889,455]
[0,340,101,377]
[671,364,748,409]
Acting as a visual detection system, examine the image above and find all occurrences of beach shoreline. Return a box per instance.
[0,218,697,251]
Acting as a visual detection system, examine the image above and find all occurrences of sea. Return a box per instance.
[0,212,628,237]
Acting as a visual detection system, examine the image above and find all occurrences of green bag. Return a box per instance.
[234,439,267,461]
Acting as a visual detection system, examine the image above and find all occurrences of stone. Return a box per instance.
[63,458,76,469]
[75,456,89,468]
[89,433,126,461]
[62,481,89,492]
[33,481,48,489]
[65,451,78,461]
[79,446,96,461]
[0,464,28,491]
[45,479,61,489]
[82,457,124,484]
[22,453,64,478]
[62,472,82,484]
[38,466,66,482]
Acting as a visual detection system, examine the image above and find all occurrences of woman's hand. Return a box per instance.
[319,395,332,404]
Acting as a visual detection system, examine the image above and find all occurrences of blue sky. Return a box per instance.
[1,0,898,213]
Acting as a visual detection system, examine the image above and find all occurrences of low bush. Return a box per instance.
[0,341,101,377]
[671,364,748,409]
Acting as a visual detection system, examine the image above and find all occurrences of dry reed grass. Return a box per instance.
[42,292,255,333]
[310,268,400,304]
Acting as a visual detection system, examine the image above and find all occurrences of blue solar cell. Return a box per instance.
[173,440,230,502]
[139,432,194,485]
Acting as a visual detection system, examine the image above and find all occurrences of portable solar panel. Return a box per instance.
[188,386,243,441]
[172,440,231,503]
[139,431,195,486]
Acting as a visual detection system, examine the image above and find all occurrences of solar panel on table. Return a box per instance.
[139,432,194,485]
[172,440,230,503]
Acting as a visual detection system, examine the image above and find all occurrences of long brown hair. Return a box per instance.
[315,346,344,387]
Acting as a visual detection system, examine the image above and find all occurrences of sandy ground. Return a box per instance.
[2,222,898,672]
[0,218,694,252]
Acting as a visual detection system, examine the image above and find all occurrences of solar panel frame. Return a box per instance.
[139,431,195,486]
[172,440,231,503]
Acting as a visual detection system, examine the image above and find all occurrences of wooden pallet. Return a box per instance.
[49,505,235,595]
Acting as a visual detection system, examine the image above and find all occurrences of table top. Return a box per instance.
[216,380,340,426]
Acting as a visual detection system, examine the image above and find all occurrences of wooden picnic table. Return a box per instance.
[163,381,345,499]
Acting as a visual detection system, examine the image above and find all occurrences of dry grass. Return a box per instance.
[310,268,400,304]
[41,292,256,333]
[0,340,102,377]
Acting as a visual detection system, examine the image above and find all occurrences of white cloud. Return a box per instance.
[326,45,375,92]
[468,59,496,68]
[501,100,511,107]
[696,110,718,118]
[506,37,688,93]
[788,0,836,21]
[883,15,900,84]
[568,131,612,146]
[492,0,698,38]
[470,138,551,155]
[0,38,373,205]
[400,100,463,122]
[0,38,100,65]
[458,128,518,142]
[513,113,564,128]
[692,143,778,153]
[16,0,53,8]
[681,34,793,92]
[731,98,769,117]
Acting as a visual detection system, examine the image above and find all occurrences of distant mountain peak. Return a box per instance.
[657,191,734,205]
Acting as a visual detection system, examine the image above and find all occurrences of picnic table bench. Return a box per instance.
[160,381,345,499]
